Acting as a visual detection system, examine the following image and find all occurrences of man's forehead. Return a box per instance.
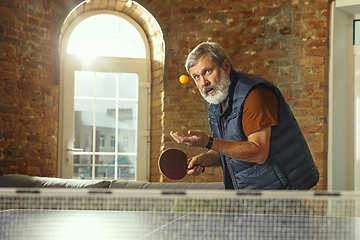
[189,54,215,73]
[196,53,211,64]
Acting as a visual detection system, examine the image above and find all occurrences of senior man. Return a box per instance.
[170,42,319,190]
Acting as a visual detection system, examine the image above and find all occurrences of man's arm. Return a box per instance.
[170,127,271,165]
[210,127,271,164]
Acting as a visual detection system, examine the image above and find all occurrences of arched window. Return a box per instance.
[59,11,150,181]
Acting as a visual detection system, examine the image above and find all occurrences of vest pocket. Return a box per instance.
[234,162,288,190]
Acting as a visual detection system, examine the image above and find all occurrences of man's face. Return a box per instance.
[189,54,231,104]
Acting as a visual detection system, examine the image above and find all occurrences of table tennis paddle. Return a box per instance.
[158,149,204,180]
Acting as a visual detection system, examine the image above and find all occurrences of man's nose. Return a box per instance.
[200,76,210,86]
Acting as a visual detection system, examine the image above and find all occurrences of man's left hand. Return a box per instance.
[170,130,209,148]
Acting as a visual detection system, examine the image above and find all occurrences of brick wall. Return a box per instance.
[143,0,330,190]
[0,0,330,190]
[0,0,79,176]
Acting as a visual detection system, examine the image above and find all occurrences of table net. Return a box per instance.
[1,188,360,239]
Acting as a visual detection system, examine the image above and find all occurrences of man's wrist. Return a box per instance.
[205,136,213,150]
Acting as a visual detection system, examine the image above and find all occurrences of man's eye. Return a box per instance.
[194,76,200,81]
[206,70,211,74]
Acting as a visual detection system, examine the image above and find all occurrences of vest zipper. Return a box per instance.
[220,118,238,190]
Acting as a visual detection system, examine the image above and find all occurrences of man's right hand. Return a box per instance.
[187,155,206,176]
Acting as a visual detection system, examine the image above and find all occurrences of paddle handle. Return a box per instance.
[188,165,205,172]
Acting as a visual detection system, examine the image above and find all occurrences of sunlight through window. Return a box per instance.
[67,14,146,58]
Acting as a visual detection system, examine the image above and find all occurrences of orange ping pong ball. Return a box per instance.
[179,75,189,84]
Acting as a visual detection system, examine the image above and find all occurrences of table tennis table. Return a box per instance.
[1,208,359,240]
[1,188,360,240]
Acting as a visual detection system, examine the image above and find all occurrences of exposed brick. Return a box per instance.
[5,96,17,105]
[0,0,330,190]
[0,69,18,80]
[179,6,204,15]
[0,7,17,20]
[2,114,14,122]
[265,41,280,51]
[298,56,324,66]
[28,166,41,176]
[40,151,52,159]
[30,142,43,151]
[0,104,20,114]
[28,17,40,27]
[5,27,18,37]
[41,167,54,176]
[14,133,27,141]
[27,134,39,142]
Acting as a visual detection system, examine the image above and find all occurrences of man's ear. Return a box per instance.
[222,58,231,75]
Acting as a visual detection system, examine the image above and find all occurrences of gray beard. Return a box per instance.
[200,69,231,105]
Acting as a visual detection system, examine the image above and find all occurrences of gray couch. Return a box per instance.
[0,174,224,189]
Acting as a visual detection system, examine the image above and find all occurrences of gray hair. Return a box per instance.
[185,42,233,74]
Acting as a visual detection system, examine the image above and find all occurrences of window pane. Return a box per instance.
[119,73,138,99]
[74,99,93,149]
[67,14,146,58]
[97,155,116,179]
[96,72,117,98]
[111,136,115,149]
[118,101,137,153]
[118,155,136,180]
[73,155,92,179]
[96,100,116,152]
[74,71,94,97]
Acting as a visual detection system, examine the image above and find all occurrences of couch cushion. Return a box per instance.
[108,180,150,189]
[109,180,224,189]
[0,174,111,188]
[0,174,224,189]
[181,182,225,189]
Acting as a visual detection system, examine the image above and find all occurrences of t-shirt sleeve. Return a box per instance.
[242,85,279,137]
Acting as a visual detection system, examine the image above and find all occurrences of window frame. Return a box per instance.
[58,10,151,181]
[329,2,360,190]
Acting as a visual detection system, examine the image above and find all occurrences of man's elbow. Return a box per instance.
[255,152,268,164]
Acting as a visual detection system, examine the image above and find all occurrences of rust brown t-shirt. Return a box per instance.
[242,85,279,137]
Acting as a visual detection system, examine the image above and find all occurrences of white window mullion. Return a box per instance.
[92,72,97,180]
[354,45,360,190]
[114,73,119,179]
